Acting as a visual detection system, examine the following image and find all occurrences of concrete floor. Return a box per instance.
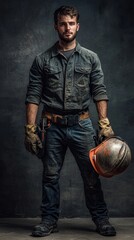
[0,218,134,240]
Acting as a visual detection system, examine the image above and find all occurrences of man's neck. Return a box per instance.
[58,39,76,51]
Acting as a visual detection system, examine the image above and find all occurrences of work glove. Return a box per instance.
[24,124,43,156]
[98,118,114,142]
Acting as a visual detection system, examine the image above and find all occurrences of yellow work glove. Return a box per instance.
[24,124,43,155]
[98,118,114,142]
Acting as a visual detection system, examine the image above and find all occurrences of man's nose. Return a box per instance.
[65,23,70,30]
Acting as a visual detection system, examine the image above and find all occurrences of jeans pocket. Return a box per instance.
[78,118,92,130]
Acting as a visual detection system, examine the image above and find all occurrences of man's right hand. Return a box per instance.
[24,124,43,155]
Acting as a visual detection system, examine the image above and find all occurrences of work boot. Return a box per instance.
[32,221,58,237]
[95,219,116,236]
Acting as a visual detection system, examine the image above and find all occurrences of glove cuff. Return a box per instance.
[25,124,37,134]
[98,118,111,129]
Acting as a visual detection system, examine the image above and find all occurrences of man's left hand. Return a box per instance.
[98,118,114,142]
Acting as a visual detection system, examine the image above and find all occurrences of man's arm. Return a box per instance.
[24,55,43,156]
[95,100,114,141]
[95,100,108,120]
[26,103,39,125]
[89,53,114,140]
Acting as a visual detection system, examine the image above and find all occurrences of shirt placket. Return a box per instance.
[63,56,74,110]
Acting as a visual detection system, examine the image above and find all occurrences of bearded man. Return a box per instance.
[25,5,116,237]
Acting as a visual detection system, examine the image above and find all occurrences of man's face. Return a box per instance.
[55,15,79,43]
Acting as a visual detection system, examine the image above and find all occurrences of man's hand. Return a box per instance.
[24,124,43,155]
[98,118,114,142]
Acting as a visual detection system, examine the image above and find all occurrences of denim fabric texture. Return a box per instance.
[25,41,109,224]
[25,42,108,114]
[41,118,108,223]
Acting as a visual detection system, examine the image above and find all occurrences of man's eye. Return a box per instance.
[69,22,75,26]
[59,22,75,27]
[59,23,65,26]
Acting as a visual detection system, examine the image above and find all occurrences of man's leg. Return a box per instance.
[68,118,116,236]
[32,123,67,237]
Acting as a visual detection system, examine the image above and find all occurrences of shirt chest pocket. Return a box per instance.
[44,66,62,89]
[74,65,91,88]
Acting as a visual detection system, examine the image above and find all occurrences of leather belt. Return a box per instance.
[42,111,90,127]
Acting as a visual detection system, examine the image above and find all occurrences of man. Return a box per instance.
[25,5,116,237]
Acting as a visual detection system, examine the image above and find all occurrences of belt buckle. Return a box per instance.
[56,115,79,126]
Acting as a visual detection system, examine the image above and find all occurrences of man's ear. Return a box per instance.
[77,23,80,32]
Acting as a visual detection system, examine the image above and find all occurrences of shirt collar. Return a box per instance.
[51,41,82,57]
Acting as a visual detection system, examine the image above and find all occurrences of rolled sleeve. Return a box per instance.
[25,55,43,105]
[90,53,108,102]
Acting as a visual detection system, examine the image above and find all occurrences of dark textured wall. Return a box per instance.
[0,0,134,218]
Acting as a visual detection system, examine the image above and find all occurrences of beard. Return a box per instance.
[58,30,78,43]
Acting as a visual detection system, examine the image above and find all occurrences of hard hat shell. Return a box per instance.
[89,136,131,178]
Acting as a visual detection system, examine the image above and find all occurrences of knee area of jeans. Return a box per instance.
[42,173,59,184]
[43,166,59,177]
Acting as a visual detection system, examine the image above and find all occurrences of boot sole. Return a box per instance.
[97,228,116,236]
[32,227,58,237]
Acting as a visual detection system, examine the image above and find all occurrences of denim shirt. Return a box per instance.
[25,42,108,114]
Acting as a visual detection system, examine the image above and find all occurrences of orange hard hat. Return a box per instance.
[89,136,131,178]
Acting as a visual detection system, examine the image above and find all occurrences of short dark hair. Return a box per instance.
[54,5,80,24]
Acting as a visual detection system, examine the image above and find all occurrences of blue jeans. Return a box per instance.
[41,118,108,223]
